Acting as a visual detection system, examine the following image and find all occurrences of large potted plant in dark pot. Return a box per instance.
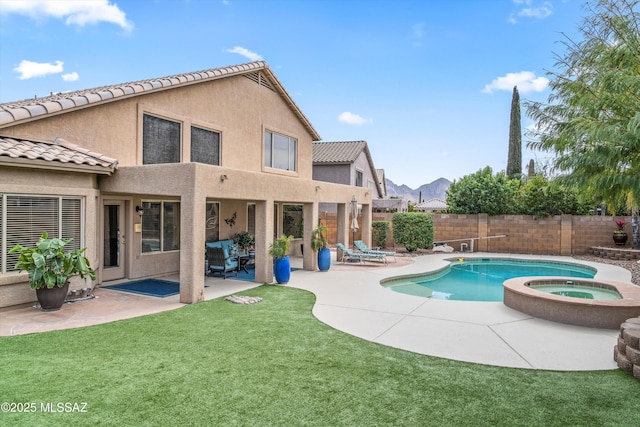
[9,232,96,311]
[613,219,628,246]
[269,235,293,284]
[311,222,331,272]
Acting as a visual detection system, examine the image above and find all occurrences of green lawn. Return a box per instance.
[2,286,639,426]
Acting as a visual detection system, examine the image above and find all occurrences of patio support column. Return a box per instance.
[303,202,319,271]
[179,184,206,304]
[361,202,372,247]
[254,199,274,283]
[336,202,349,261]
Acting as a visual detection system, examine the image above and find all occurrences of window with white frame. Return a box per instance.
[143,114,181,164]
[355,170,363,187]
[1,195,84,274]
[264,130,297,172]
[141,200,181,253]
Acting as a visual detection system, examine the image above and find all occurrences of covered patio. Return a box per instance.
[98,162,372,304]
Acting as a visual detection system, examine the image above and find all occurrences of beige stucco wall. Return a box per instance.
[0,166,100,307]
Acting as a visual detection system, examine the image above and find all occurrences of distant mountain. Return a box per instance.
[385,177,451,202]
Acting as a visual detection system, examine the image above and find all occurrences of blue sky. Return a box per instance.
[0,0,587,188]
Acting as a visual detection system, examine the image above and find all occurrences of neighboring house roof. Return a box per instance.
[0,61,321,141]
[0,136,118,175]
[312,140,383,198]
[414,198,448,211]
[312,140,368,164]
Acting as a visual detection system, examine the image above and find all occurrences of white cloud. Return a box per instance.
[0,0,133,31]
[509,0,553,24]
[62,72,79,82]
[225,46,263,61]
[338,112,372,126]
[482,71,549,94]
[13,60,64,80]
[412,22,425,38]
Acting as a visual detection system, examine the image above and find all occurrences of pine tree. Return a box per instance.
[506,86,522,178]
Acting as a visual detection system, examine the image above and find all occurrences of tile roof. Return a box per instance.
[0,61,320,140]
[312,141,368,163]
[0,136,118,174]
[313,140,384,198]
[414,198,448,210]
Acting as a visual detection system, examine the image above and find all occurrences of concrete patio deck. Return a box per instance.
[1,252,634,371]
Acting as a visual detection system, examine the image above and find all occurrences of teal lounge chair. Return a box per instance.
[336,243,387,264]
[354,240,397,262]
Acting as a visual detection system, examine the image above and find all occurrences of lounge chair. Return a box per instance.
[336,243,387,264]
[354,240,397,262]
[206,247,238,278]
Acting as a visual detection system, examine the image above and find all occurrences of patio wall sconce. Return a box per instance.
[136,205,144,217]
[220,174,228,182]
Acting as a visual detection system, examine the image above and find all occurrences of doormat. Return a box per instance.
[105,279,180,297]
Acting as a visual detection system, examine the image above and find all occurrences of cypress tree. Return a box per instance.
[506,86,522,178]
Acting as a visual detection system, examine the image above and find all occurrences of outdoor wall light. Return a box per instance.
[136,205,144,217]
[220,174,228,182]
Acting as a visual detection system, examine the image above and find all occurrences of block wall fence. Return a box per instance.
[316,212,633,255]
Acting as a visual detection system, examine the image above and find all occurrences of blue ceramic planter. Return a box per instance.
[274,256,291,284]
[317,248,331,271]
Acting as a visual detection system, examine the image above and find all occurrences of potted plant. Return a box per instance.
[268,235,293,284]
[613,219,628,246]
[311,222,331,271]
[9,232,96,311]
[233,231,255,253]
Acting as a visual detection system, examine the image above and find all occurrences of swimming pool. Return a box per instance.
[383,258,597,302]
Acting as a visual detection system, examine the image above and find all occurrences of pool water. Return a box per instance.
[384,259,596,302]
[529,284,621,300]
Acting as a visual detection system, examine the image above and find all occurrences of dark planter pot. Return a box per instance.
[317,248,331,272]
[274,256,291,284]
[36,282,70,311]
[613,233,628,246]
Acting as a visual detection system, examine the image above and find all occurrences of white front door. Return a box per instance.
[102,200,126,281]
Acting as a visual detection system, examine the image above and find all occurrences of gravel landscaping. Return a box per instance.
[573,254,640,286]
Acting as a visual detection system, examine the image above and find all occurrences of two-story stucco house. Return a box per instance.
[0,61,372,309]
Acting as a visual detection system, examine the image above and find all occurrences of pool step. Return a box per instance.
[614,318,640,380]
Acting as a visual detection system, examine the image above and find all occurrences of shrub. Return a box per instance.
[516,176,591,217]
[392,213,433,252]
[372,221,389,248]
[446,167,520,215]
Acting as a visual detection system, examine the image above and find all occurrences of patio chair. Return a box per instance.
[336,243,387,264]
[354,240,397,262]
[206,247,238,279]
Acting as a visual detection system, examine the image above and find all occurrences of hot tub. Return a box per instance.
[503,277,640,329]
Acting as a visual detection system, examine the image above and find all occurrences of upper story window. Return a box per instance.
[355,170,363,187]
[264,130,297,172]
[143,114,181,165]
[191,126,220,165]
